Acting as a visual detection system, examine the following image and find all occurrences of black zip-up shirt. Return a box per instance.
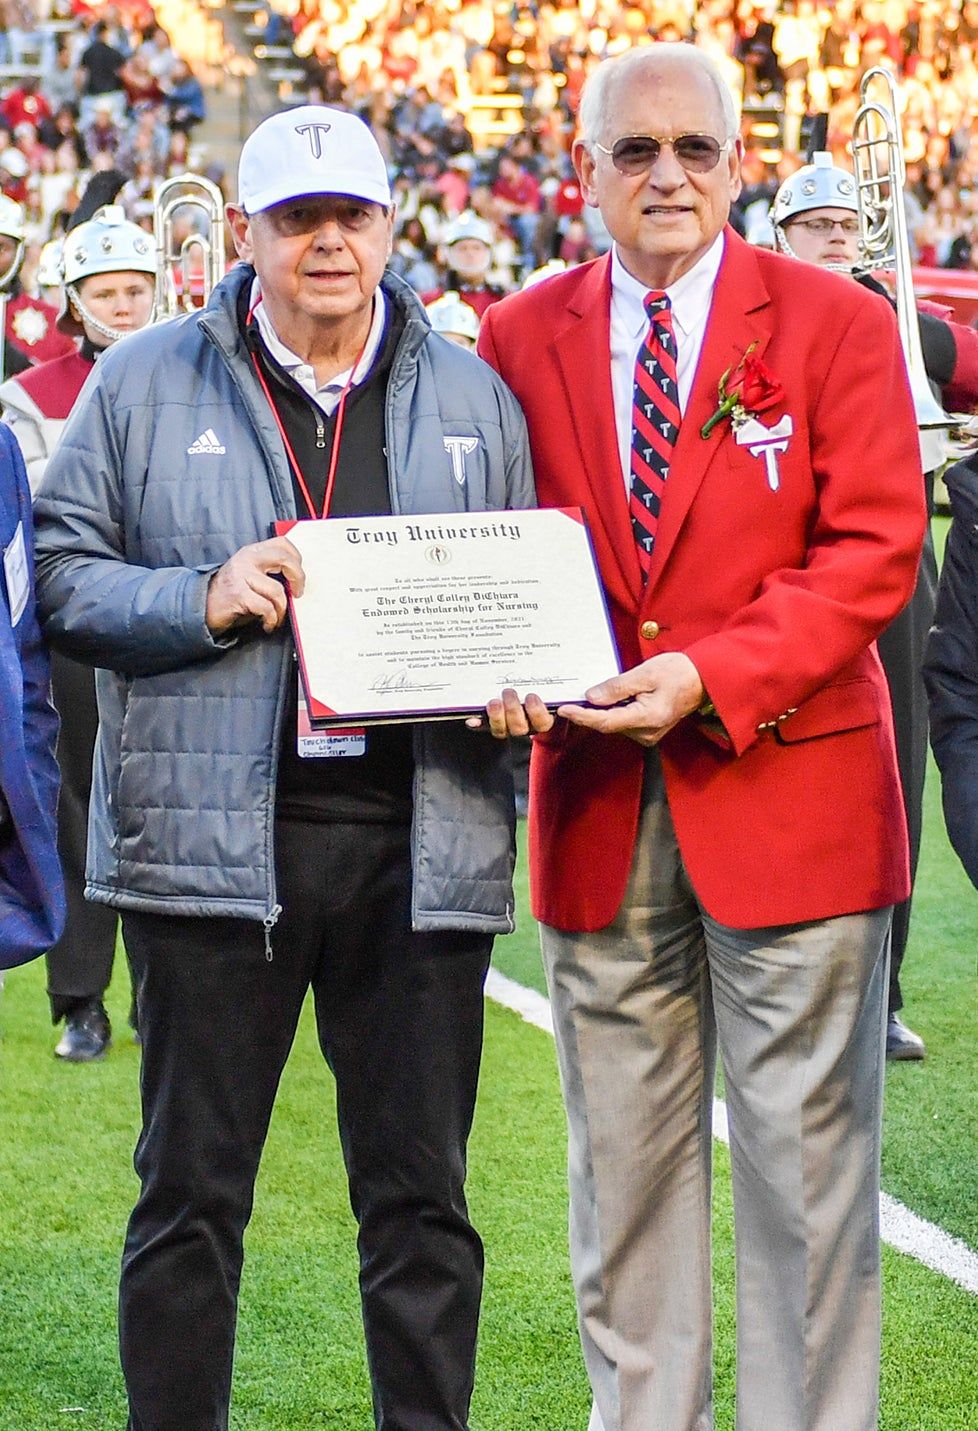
[243,294,415,823]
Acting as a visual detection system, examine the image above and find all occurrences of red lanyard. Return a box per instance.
[247,301,371,520]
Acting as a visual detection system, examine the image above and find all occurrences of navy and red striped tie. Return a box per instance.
[629,291,679,577]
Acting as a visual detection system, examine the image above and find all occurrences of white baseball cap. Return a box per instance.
[238,105,392,214]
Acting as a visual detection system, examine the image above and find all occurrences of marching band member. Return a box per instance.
[424,209,507,318]
[424,290,481,348]
[0,196,74,372]
[771,153,978,1061]
[771,154,978,413]
[925,447,978,892]
[1,207,157,491]
[1,206,156,1062]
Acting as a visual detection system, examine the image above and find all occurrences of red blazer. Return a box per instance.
[479,231,927,931]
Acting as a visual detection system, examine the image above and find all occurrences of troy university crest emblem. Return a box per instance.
[11,303,49,348]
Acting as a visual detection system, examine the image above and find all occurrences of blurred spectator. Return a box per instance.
[163,126,191,175]
[37,105,87,168]
[139,25,179,87]
[433,149,473,217]
[78,20,128,126]
[2,76,51,132]
[390,213,439,290]
[737,12,781,97]
[0,144,29,205]
[163,59,206,134]
[44,38,80,113]
[491,150,542,268]
[557,214,596,264]
[82,98,125,165]
[120,47,165,108]
[35,146,81,233]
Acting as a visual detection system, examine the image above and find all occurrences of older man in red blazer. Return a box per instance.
[478,44,925,1431]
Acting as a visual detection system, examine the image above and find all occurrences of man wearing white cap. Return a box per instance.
[33,105,534,1429]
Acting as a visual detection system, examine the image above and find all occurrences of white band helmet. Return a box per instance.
[771,152,858,260]
[36,238,64,290]
[424,292,480,343]
[61,205,157,286]
[0,195,26,289]
[0,147,28,180]
[0,194,26,240]
[60,205,158,341]
[442,210,494,249]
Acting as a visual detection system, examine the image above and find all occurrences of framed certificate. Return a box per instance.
[273,508,620,727]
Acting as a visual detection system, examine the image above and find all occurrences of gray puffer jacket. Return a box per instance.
[33,266,535,934]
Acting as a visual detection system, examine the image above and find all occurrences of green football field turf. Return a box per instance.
[1,753,975,1429]
[1,519,975,1427]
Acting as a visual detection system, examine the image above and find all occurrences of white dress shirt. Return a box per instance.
[249,277,387,417]
[609,233,725,491]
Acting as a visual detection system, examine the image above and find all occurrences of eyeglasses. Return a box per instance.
[262,196,387,237]
[593,134,732,176]
[787,217,860,237]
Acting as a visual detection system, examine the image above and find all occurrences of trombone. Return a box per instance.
[851,66,951,472]
[153,172,226,318]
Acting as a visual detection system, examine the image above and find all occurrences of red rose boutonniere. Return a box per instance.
[700,343,785,439]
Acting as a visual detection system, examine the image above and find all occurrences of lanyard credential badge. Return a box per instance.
[297,676,366,758]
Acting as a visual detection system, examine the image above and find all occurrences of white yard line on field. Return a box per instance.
[486,967,978,1298]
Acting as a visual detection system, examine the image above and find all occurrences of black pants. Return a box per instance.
[877,519,938,1013]
[45,652,121,1020]
[119,820,492,1431]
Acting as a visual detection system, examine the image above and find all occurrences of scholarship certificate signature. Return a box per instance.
[274,508,620,726]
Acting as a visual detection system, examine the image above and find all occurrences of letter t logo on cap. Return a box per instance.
[239,106,391,212]
[295,123,332,160]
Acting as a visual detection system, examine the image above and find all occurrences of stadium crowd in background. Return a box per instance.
[0,0,217,371]
[230,0,978,287]
[6,1,978,339]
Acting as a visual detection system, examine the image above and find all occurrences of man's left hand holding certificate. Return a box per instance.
[274,507,620,731]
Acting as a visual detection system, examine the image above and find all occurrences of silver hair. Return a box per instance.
[578,44,741,148]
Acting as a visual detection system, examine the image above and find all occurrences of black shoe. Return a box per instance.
[886,1013,926,1061]
[54,1001,112,1062]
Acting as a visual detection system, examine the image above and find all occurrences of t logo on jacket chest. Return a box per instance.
[443,436,479,486]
